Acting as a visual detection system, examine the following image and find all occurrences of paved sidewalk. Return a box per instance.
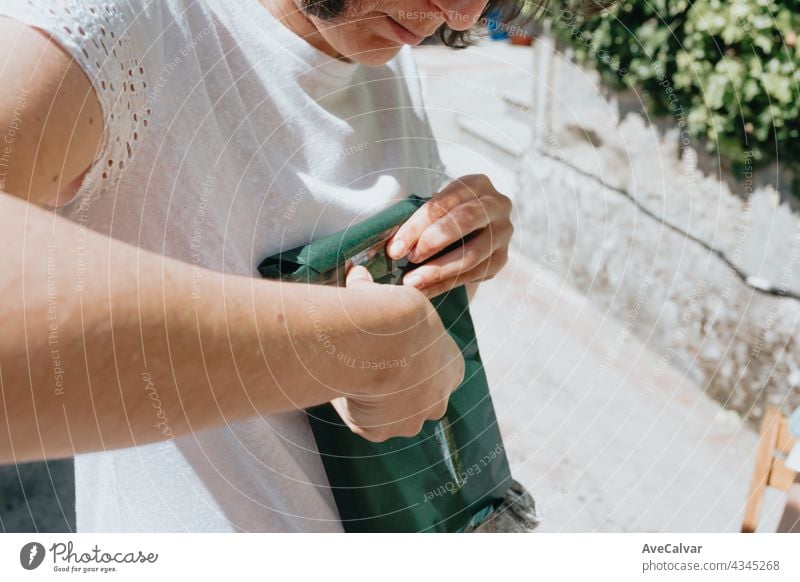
[0,459,74,532]
[471,250,781,532]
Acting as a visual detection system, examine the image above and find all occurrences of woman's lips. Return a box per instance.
[385,15,424,45]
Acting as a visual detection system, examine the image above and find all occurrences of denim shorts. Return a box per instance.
[467,479,541,533]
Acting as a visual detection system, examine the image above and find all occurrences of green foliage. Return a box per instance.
[554,0,800,177]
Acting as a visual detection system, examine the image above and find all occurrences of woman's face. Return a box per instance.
[295,0,490,65]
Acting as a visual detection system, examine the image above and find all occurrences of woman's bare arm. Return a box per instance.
[1,192,454,463]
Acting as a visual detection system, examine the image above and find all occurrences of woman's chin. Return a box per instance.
[348,43,404,67]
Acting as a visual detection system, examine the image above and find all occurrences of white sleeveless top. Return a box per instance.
[0,0,447,531]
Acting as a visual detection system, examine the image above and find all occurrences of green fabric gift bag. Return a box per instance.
[258,194,513,532]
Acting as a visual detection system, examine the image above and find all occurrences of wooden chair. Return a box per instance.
[741,406,798,533]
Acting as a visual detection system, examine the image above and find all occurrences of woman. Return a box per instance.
[0,0,606,532]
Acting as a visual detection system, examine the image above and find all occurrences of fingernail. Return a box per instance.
[389,240,406,258]
[404,275,423,288]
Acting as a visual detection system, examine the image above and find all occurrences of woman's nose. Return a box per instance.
[430,0,489,31]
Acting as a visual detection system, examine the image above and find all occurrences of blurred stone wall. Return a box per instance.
[514,43,800,427]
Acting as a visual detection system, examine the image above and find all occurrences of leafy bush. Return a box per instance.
[554,0,800,184]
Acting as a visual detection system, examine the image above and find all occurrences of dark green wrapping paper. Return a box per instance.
[258,195,513,532]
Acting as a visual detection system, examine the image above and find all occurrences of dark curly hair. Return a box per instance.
[300,1,619,48]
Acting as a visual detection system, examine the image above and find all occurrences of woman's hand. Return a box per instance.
[386,174,514,299]
[330,265,465,443]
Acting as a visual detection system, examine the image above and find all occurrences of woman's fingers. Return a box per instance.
[344,264,374,287]
[401,226,498,289]
[403,224,514,289]
[386,175,490,260]
[407,197,498,263]
[333,392,450,443]
[414,248,510,299]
